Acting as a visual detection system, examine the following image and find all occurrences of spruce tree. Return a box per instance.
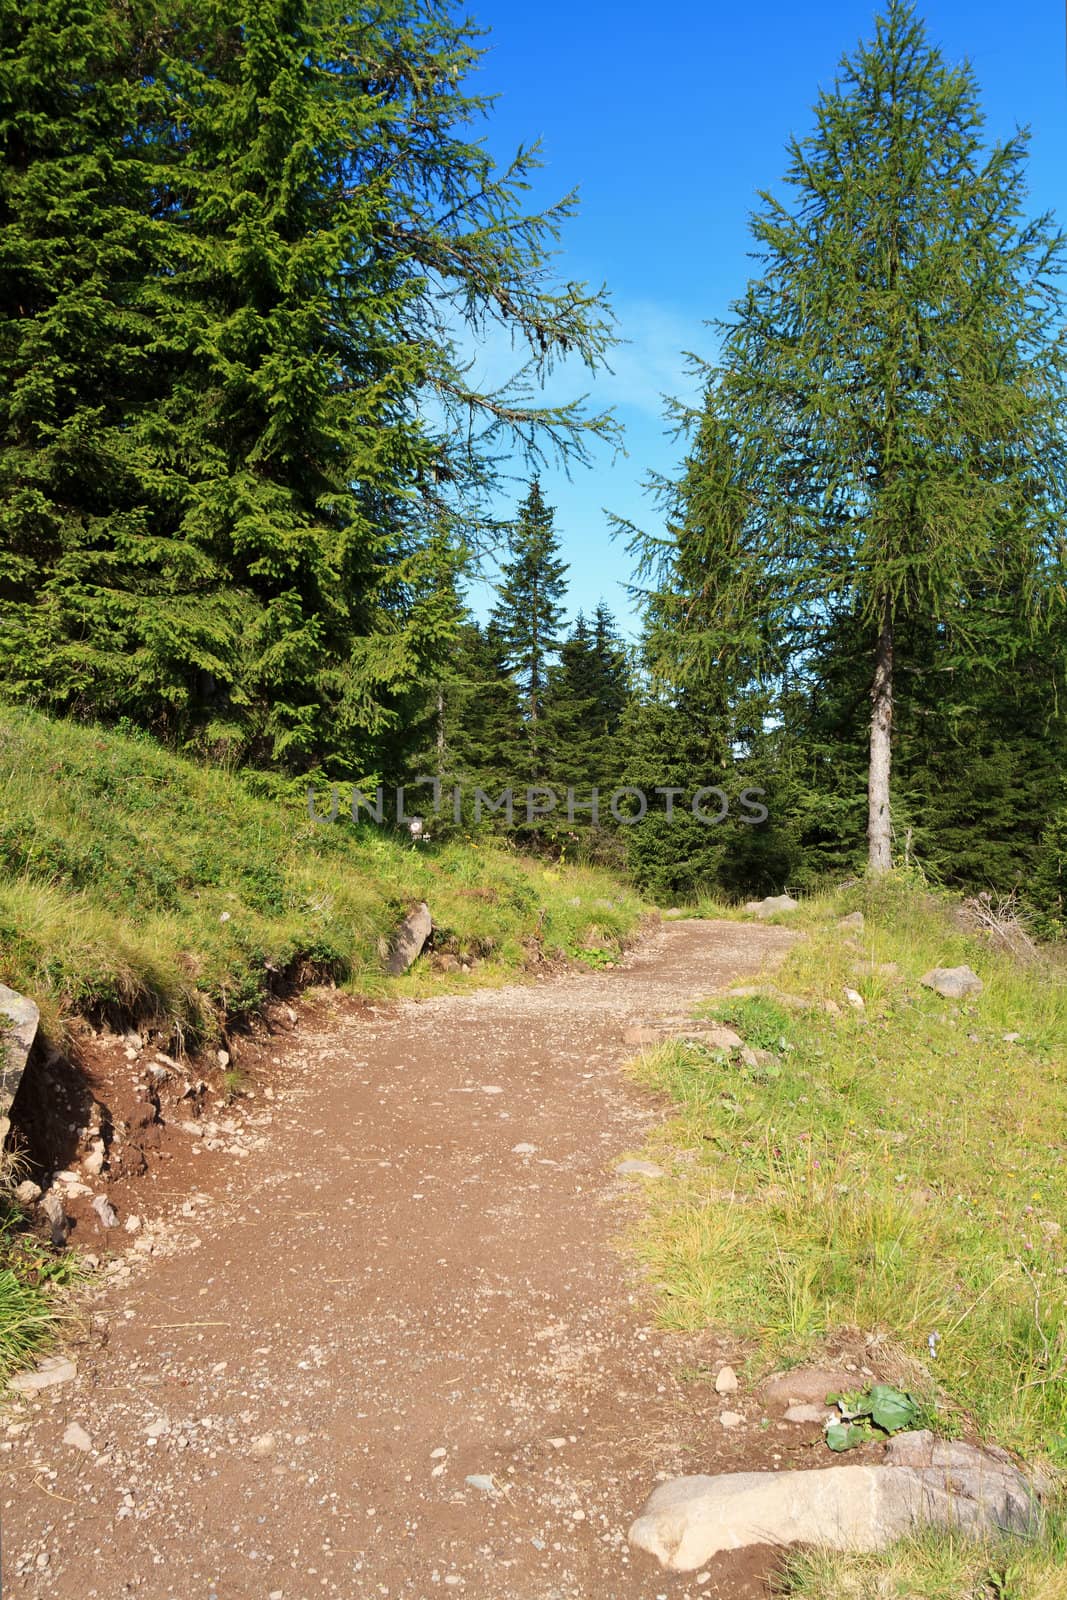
[0,0,617,771]
[630,2,1067,875]
[490,479,568,775]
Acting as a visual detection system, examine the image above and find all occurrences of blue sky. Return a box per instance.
[461,0,1067,637]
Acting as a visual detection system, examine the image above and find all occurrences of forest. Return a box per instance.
[1,0,1065,925]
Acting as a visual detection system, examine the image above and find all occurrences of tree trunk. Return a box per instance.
[867,601,894,874]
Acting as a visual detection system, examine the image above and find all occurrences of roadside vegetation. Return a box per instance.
[628,879,1067,1468]
[0,704,645,1050]
[779,1515,1067,1600]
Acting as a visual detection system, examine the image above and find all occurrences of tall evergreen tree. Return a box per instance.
[0,0,617,771]
[490,479,568,774]
[629,2,1067,876]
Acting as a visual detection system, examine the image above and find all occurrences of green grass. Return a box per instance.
[778,1515,1067,1599]
[0,704,645,1045]
[627,876,1067,1465]
[0,1172,75,1383]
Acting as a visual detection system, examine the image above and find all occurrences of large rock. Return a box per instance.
[921,965,983,1000]
[629,1441,1040,1572]
[385,902,432,976]
[0,982,39,1141]
[743,895,799,919]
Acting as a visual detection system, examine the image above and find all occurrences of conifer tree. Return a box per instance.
[630,1,1067,875]
[0,0,617,771]
[490,480,568,774]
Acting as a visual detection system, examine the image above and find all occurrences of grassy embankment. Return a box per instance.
[625,879,1067,1598]
[0,703,644,1375]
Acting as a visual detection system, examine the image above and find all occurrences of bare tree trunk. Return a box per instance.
[867,600,894,875]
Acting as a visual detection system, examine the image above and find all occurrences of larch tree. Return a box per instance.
[631,1,1067,874]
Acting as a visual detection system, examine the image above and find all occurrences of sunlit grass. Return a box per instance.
[0,704,645,1044]
[628,878,1067,1462]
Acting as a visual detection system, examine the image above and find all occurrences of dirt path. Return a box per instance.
[2,919,796,1600]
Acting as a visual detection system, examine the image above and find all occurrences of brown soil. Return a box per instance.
[0,918,850,1600]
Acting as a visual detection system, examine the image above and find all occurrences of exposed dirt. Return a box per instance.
[0,917,846,1600]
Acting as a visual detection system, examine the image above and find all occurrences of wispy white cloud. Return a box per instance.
[454,297,712,425]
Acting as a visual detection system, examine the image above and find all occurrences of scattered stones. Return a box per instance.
[385,902,433,976]
[714,1366,738,1396]
[82,1139,106,1177]
[701,1024,744,1052]
[921,965,983,1000]
[92,1195,119,1230]
[718,1412,744,1430]
[615,1159,666,1179]
[760,1369,856,1410]
[8,1356,77,1394]
[464,1474,497,1494]
[62,1422,93,1452]
[784,1403,831,1424]
[629,1441,1041,1571]
[14,1180,41,1208]
[623,1026,663,1047]
[838,911,865,931]
[40,1190,69,1248]
[742,895,799,919]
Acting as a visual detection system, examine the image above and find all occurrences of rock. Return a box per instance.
[844,988,866,1011]
[436,954,462,973]
[615,1158,666,1179]
[628,1451,1040,1572]
[8,1356,77,1393]
[91,1195,119,1230]
[623,1026,664,1047]
[701,1025,744,1052]
[63,1422,93,1452]
[784,1404,832,1424]
[511,1143,537,1155]
[251,1433,276,1457]
[0,982,39,1141]
[82,1139,106,1178]
[385,902,432,976]
[465,1474,497,1494]
[14,1180,41,1208]
[714,1366,739,1395]
[921,965,983,1000]
[719,1412,744,1430]
[1002,1032,1021,1044]
[760,1369,857,1409]
[742,895,799,919]
[838,911,865,931]
[824,999,842,1016]
[40,1190,69,1248]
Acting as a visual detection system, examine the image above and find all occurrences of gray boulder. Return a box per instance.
[629,1440,1040,1572]
[921,965,983,1000]
[385,902,432,975]
[0,982,39,1141]
[743,894,799,919]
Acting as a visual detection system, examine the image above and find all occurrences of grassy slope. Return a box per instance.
[626,878,1067,1556]
[0,704,644,1380]
[0,705,644,1045]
